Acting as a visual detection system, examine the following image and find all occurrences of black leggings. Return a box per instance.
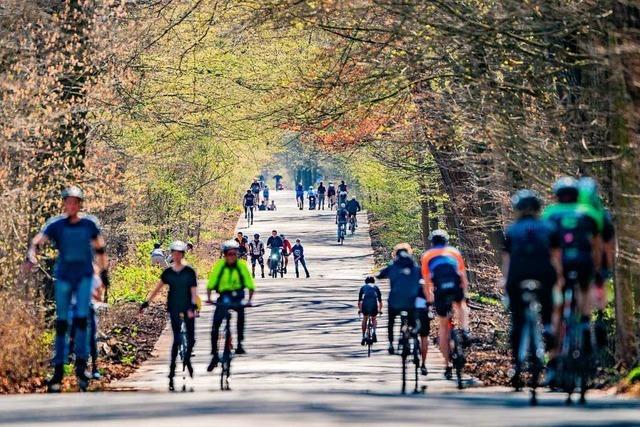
[169,311,195,375]
[387,307,416,344]
[211,299,245,355]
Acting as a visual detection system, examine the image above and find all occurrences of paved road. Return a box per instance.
[1,190,638,426]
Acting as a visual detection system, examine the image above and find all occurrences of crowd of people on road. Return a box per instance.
[21,171,613,401]
[359,175,614,401]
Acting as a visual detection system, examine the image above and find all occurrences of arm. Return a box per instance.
[22,232,50,272]
[376,287,383,311]
[421,256,435,304]
[358,287,364,312]
[141,279,165,310]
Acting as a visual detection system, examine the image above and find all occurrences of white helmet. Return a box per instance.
[61,186,84,200]
[169,240,188,252]
[221,239,240,253]
[340,203,346,208]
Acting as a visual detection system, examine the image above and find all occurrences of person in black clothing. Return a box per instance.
[338,180,348,193]
[141,241,197,391]
[235,232,249,260]
[317,182,326,210]
[346,196,362,228]
[250,179,261,203]
[292,239,310,278]
[358,276,382,345]
[266,230,284,275]
[376,243,422,355]
[327,182,337,209]
[243,190,256,219]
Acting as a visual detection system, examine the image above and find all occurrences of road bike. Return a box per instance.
[397,311,422,394]
[337,222,346,245]
[514,280,545,405]
[362,315,376,357]
[175,314,192,392]
[443,298,466,390]
[556,272,595,405]
[348,215,356,235]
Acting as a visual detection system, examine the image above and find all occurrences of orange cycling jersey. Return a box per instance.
[421,246,467,295]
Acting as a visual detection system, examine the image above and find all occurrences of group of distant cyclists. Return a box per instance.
[244,179,277,223]
[358,175,614,399]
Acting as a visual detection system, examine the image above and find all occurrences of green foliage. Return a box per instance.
[626,367,640,384]
[109,264,160,304]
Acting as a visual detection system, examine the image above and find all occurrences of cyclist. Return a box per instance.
[542,177,602,318]
[250,179,261,203]
[502,190,563,389]
[346,196,362,229]
[207,240,255,371]
[248,233,266,278]
[266,230,284,275]
[338,180,348,193]
[151,243,167,268]
[317,181,326,210]
[335,203,348,242]
[235,232,249,261]
[421,230,470,380]
[22,186,109,392]
[377,243,422,355]
[292,238,310,278]
[243,190,256,221]
[358,276,382,345]
[141,241,197,391]
[281,234,292,274]
[327,182,337,209]
[296,182,304,209]
[273,174,283,190]
[338,190,348,206]
[263,185,270,204]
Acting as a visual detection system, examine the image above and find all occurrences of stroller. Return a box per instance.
[309,195,317,210]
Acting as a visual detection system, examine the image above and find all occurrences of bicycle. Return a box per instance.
[443,300,466,390]
[337,222,346,245]
[556,275,594,405]
[515,280,545,405]
[175,314,191,392]
[361,314,375,357]
[348,215,356,235]
[215,300,250,391]
[397,311,422,394]
[296,195,304,210]
[269,249,283,278]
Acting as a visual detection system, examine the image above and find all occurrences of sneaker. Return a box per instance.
[207,354,219,372]
[169,377,175,392]
[306,274,310,278]
[235,344,246,355]
[261,272,265,278]
[444,366,453,380]
[511,372,524,391]
[388,344,395,355]
[296,273,300,278]
[421,365,428,376]
[361,338,366,346]
[75,359,90,392]
[372,333,377,343]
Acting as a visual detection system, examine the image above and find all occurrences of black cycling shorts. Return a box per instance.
[564,262,594,292]
[251,255,264,265]
[434,286,464,317]
[361,300,379,317]
[416,308,430,336]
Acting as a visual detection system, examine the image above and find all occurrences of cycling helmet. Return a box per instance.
[552,177,579,201]
[511,189,541,213]
[340,203,346,208]
[428,229,449,245]
[61,186,84,200]
[221,239,240,254]
[309,186,313,190]
[254,233,260,238]
[365,276,375,284]
[169,240,188,252]
[280,234,285,239]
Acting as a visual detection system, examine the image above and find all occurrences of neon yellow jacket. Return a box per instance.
[207,259,255,293]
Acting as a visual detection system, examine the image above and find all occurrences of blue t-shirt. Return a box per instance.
[42,214,101,282]
[377,255,421,311]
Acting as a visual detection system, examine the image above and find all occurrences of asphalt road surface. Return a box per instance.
[1,190,638,426]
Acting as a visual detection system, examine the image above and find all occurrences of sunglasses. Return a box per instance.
[225,251,238,257]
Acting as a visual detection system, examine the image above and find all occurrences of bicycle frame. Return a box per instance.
[517,280,545,405]
[220,310,233,391]
[397,311,421,394]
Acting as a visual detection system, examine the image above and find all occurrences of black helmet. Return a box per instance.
[365,276,375,284]
[254,233,260,238]
[552,177,579,201]
[511,189,541,213]
[428,229,449,245]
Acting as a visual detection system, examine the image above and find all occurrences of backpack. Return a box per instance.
[361,285,378,303]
